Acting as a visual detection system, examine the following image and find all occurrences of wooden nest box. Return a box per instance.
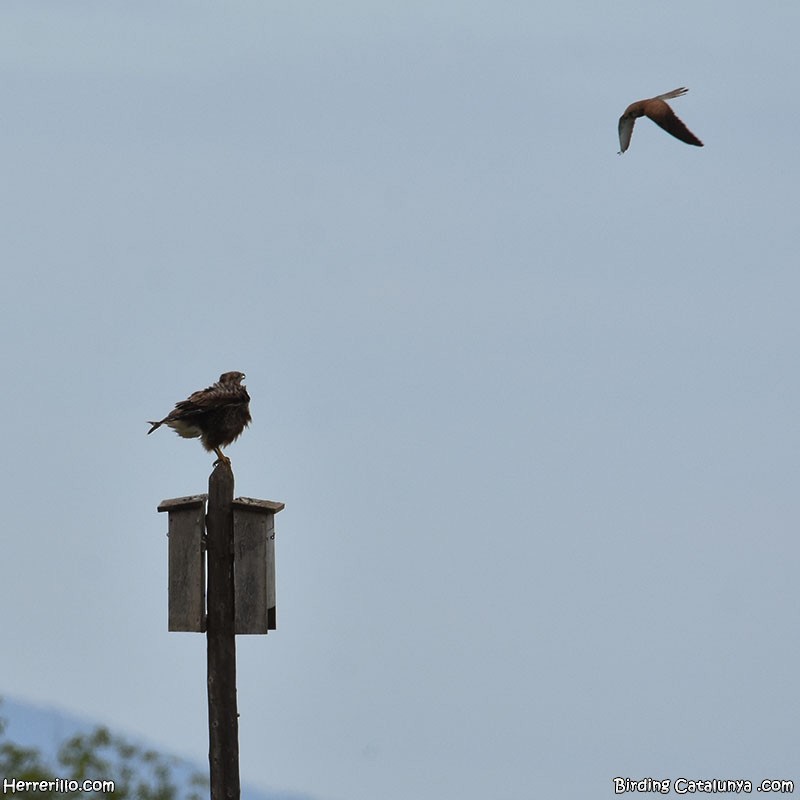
[158,493,285,634]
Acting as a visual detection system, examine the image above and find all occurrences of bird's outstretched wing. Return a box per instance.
[618,115,636,153]
[645,101,703,147]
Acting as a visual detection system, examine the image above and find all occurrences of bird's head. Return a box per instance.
[218,371,246,384]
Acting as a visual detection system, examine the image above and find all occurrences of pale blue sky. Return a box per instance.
[2,3,799,799]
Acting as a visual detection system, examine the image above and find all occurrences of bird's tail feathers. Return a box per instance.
[656,87,689,101]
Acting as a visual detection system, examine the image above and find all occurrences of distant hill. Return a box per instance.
[0,696,316,800]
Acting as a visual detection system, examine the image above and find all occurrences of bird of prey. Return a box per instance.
[618,87,704,154]
[147,371,251,465]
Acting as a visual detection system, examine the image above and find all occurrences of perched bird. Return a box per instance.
[147,371,251,465]
[618,87,704,154]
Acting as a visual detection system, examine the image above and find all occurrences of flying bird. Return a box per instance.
[147,371,251,465]
[618,87,704,154]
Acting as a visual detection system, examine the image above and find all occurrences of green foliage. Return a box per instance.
[0,703,207,800]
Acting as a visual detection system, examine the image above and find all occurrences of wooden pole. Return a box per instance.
[206,462,240,799]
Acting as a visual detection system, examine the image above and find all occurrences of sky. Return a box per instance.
[2,2,799,799]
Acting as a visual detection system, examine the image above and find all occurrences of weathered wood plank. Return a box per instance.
[158,494,207,512]
[160,497,206,633]
[233,508,269,634]
[232,497,285,513]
